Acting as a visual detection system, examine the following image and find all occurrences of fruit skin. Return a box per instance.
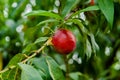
[52,29,76,55]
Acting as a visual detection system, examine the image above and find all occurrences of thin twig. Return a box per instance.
[0,66,16,74]
[0,37,52,74]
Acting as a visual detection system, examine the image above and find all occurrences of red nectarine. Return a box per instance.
[52,29,76,55]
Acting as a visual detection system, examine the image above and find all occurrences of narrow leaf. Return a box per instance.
[98,0,114,28]
[18,63,43,80]
[71,5,99,17]
[89,33,99,53]
[62,0,79,17]
[36,19,59,27]
[25,10,63,20]
[34,37,49,44]
[46,56,65,80]
[85,39,92,58]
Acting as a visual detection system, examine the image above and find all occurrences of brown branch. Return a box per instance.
[0,37,52,74]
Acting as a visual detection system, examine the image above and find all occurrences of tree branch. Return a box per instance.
[0,37,52,74]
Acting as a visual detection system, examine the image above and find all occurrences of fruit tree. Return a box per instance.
[0,0,120,80]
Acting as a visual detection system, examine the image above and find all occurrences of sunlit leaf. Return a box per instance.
[46,56,65,80]
[34,37,49,44]
[18,63,43,80]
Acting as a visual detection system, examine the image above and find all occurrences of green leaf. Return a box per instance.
[32,57,51,80]
[67,19,89,34]
[98,0,114,28]
[36,19,59,27]
[69,72,82,80]
[18,63,43,80]
[7,53,24,67]
[1,54,24,80]
[2,67,21,80]
[85,39,92,58]
[25,10,63,20]
[46,56,65,80]
[69,72,89,80]
[61,0,79,17]
[22,43,36,55]
[71,5,100,17]
[37,70,48,80]
[34,37,49,44]
[89,33,99,53]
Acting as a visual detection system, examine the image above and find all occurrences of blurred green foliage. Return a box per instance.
[0,0,120,80]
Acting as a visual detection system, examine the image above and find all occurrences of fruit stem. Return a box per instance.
[64,55,69,80]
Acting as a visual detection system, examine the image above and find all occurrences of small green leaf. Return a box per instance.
[98,0,114,28]
[18,63,43,80]
[46,56,65,80]
[62,0,79,17]
[71,5,99,17]
[34,37,49,44]
[89,33,99,53]
[25,10,63,20]
[85,39,92,58]
[69,72,82,80]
